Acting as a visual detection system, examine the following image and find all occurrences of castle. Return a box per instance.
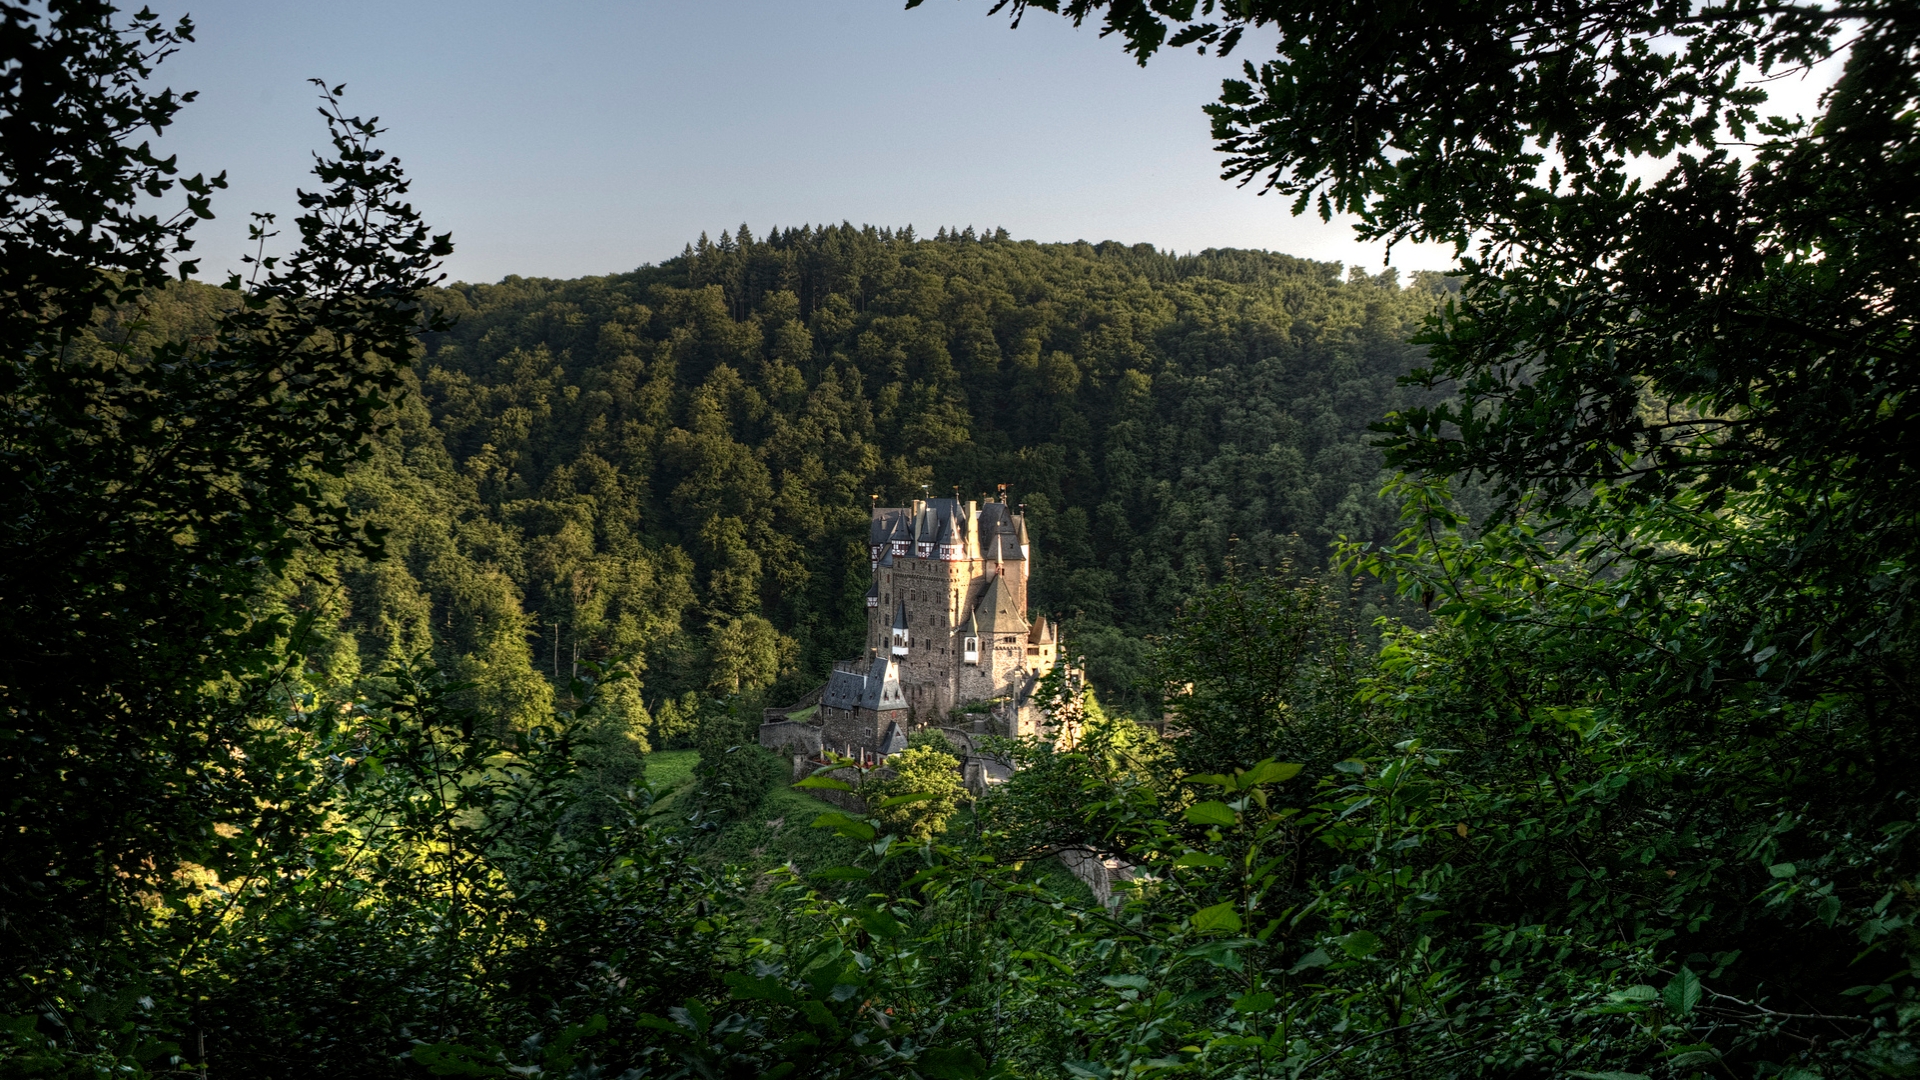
[775,493,1060,760]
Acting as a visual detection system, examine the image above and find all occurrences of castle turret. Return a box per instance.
[1028,614,1058,669]
[890,599,911,657]
[936,513,965,561]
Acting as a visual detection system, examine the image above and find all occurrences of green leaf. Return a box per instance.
[1663,967,1703,1017]
[1232,990,1276,1013]
[1172,851,1231,868]
[1288,948,1331,974]
[1767,862,1798,878]
[1338,930,1382,958]
[1567,1072,1652,1080]
[877,791,937,809]
[1238,760,1304,787]
[1607,985,1658,1003]
[1010,948,1073,974]
[1185,801,1238,826]
[811,812,876,842]
[668,999,710,1034]
[809,866,871,881]
[857,908,903,938]
[1187,772,1234,788]
[1101,974,1151,990]
[723,971,794,1005]
[1192,902,1243,933]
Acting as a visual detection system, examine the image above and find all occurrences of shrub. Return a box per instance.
[692,700,780,821]
[864,746,965,841]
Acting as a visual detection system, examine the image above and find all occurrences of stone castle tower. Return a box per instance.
[813,493,1059,755]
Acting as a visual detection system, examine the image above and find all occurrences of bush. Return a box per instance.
[863,746,965,841]
[691,699,780,821]
[907,727,959,755]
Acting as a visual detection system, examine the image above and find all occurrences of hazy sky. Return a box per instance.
[135,0,1447,283]
[141,1,1839,286]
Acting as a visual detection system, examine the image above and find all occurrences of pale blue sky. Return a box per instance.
[142,2,1840,286]
[143,0,1458,284]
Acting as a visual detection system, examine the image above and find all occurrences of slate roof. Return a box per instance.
[982,530,1023,562]
[974,573,1029,636]
[867,497,1028,563]
[821,655,906,713]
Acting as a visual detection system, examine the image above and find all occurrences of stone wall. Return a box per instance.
[758,720,823,757]
[1058,848,1134,909]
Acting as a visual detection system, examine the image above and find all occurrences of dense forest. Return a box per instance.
[5,2,1915,1079]
[303,227,1439,728]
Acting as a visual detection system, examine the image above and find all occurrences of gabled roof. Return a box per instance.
[892,598,910,631]
[863,654,905,711]
[974,573,1028,636]
[1029,615,1056,644]
[822,666,869,711]
[821,655,906,713]
[878,722,909,756]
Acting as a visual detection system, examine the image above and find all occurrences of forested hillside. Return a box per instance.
[322,227,1441,726]
[15,2,1913,1077]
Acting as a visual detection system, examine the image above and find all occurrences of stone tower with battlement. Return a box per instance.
[861,494,1059,734]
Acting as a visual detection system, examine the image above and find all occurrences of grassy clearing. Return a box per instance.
[645,749,698,791]
[643,749,699,816]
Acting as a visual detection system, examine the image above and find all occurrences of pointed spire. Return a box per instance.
[974,574,1029,636]
[890,599,911,657]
